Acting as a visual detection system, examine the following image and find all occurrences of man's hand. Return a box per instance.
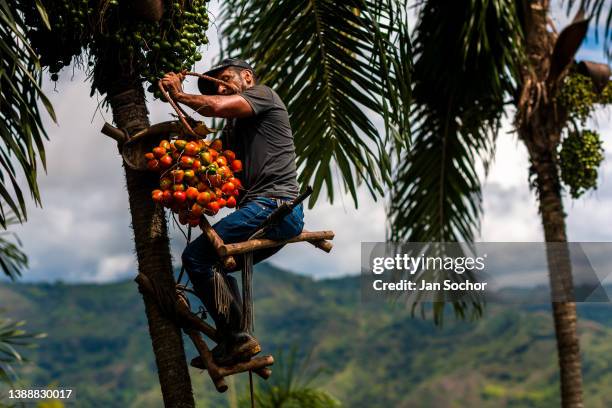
[161,71,254,118]
[161,72,185,97]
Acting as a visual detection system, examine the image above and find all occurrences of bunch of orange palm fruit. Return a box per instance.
[145,138,243,225]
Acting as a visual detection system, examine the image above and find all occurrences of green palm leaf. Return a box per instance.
[0,208,28,280]
[240,347,340,407]
[219,0,410,207]
[0,1,55,227]
[390,0,521,242]
[0,312,45,387]
[568,0,612,57]
[388,0,522,321]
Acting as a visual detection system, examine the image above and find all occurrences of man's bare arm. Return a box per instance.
[174,92,253,118]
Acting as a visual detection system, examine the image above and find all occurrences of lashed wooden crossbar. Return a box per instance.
[135,273,273,392]
[187,330,274,393]
[199,217,237,270]
[181,218,334,393]
[101,120,216,171]
[199,219,334,266]
[219,230,334,256]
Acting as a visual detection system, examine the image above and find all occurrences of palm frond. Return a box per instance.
[0,312,45,387]
[240,347,340,407]
[219,0,410,207]
[0,208,28,280]
[388,0,522,322]
[390,0,521,242]
[568,0,612,58]
[0,1,55,227]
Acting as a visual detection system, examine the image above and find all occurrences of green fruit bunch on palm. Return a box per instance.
[15,0,210,98]
[559,129,605,199]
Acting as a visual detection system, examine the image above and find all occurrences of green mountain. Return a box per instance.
[1,263,611,407]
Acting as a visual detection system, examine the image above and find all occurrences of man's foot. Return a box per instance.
[212,332,261,367]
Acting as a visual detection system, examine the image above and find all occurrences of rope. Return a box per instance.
[241,251,254,333]
[213,264,233,322]
[240,225,265,334]
[249,370,255,408]
[176,226,192,285]
[158,71,238,138]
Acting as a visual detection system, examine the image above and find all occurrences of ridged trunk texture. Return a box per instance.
[108,85,195,407]
[518,1,583,407]
[532,155,583,408]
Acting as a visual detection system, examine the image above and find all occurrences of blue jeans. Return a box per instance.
[182,197,304,334]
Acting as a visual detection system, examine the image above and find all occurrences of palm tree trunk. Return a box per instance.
[108,85,195,407]
[519,1,584,406]
[530,149,583,408]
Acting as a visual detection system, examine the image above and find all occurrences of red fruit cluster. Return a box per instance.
[147,138,243,226]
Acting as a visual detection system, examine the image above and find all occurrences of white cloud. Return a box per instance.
[95,254,135,283]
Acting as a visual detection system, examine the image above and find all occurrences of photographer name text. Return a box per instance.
[370,254,488,292]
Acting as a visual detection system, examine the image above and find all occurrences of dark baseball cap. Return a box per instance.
[197,58,254,95]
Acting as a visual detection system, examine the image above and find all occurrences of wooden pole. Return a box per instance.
[101,122,127,145]
[200,217,237,269]
[219,231,335,256]
[217,356,274,378]
[190,355,272,380]
[303,229,334,252]
[174,290,219,342]
[186,330,274,392]
[187,330,228,392]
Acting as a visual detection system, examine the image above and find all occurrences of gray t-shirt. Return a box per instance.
[222,85,299,204]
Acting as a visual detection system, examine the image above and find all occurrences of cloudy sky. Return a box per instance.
[6,2,612,283]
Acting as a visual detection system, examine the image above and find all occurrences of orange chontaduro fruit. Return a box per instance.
[173,191,187,204]
[151,190,163,203]
[149,137,245,217]
[186,187,199,201]
[231,160,242,172]
[221,182,235,195]
[211,139,223,151]
[197,191,211,205]
[207,201,220,214]
[223,150,236,162]
[147,159,160,171]
[152,146,166,158]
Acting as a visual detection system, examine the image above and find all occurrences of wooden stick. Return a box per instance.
[256,367,272,379]
[191,356,272,380]
[199,217,237,269]
[137,274,272,385]
[185,72,240,94]
[158,80,197,137]
[127,121,185,143]
[101,122,127,144]
[174,290,219,342]
[216,355,274,377]
[136,273,220,340]
[174,289,272,380]
[186,330,274,392]
[187,330,228,392]
[219,231,335,256]
[303,229,334,253]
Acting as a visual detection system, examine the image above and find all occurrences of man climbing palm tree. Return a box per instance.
[162,58,304,367]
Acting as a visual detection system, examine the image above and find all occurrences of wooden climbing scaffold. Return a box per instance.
[100,76,335,396]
